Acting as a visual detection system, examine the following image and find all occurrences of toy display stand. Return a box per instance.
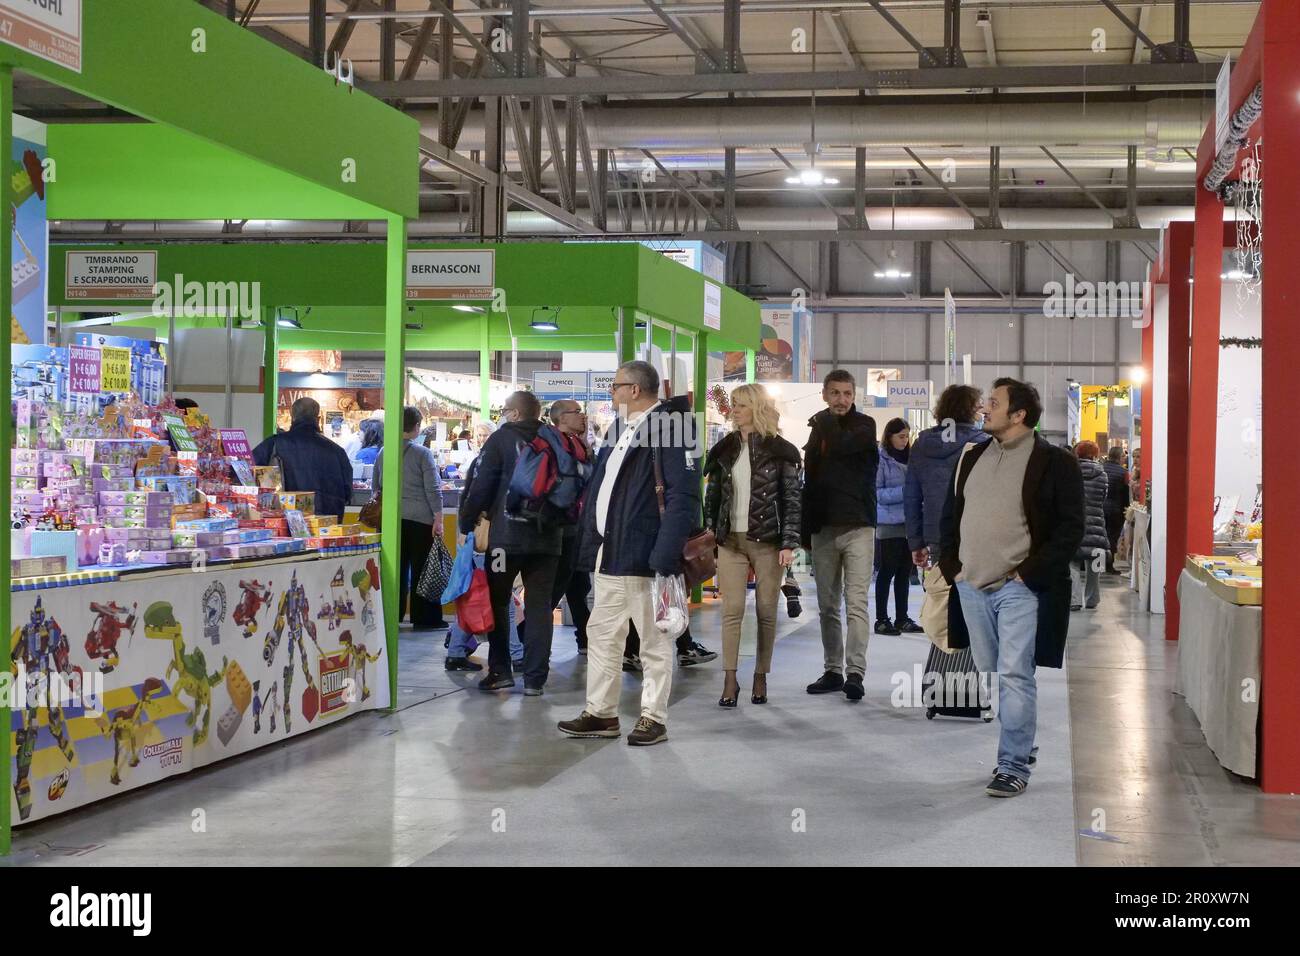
[9,543,387,827]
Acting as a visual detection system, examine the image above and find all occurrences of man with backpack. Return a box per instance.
[533,399,594,653]
[458,391,565,695]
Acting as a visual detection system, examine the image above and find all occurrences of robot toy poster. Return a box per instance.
[7,553,388,825]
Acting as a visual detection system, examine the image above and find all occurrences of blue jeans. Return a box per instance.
[448,601,519,659]
[956,579,1039,782]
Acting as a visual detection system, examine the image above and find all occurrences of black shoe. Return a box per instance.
[1070,604,1082,612]
[576,643,588,656]
[751,674,768,705]
[806,671,844,694]
[678,641,718,667]
[557,711,620,738]
[627,716,668,746]
[477,672,515,691]
[874,619,900,635]
[899,618,926,634]
[843,673,865,701]
[445,656,483,672]
[986,773,1029,797]
[622,654,643,673]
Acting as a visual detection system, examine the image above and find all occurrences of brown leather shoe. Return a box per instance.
[557,711,620,738]
[627,716,668,746]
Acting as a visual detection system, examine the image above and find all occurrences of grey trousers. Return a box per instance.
[811,525,875,676]
[1070,558,1101,609]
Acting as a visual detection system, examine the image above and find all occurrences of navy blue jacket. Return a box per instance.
[904,421,990,551]
[457,418,562,557]
[576,396,701,577]
[252,420,354,520]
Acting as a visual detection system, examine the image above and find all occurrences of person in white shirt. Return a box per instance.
[557,361,701,747]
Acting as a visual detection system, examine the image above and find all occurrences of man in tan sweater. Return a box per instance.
[939,378,1085,799]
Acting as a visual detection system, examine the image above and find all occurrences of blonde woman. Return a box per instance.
[702,384,803,707]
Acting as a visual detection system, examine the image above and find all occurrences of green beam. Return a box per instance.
[381,217,407,706]
[692,331,708,604]
[262,308,278,439]
[479,314,491,419]
[618,307,634,364]
[1,66,12,856]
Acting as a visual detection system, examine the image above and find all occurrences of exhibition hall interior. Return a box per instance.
[0,0,1294,885]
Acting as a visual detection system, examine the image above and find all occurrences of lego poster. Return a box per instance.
[7,553,388,825]
[11,118,48,347]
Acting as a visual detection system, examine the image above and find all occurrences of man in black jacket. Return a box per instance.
[251,397,353,520]
[801,370,878,701]
[939,378,1084,798]
[558,361,700,747]
[458,391,561,695]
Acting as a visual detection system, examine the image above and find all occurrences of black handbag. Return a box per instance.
[416,532,455,602]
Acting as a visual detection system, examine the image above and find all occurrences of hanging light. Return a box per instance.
[872,193,911,279]
[530,307,560,332]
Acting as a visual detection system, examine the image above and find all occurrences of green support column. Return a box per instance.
[381,216,407,707]
[262,306,278,439]
[745,349,756,384]
[479,313,491,419]
[1,67,13,855]
[692,331,709,604]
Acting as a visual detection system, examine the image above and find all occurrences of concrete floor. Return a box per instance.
[6,573,1299,866]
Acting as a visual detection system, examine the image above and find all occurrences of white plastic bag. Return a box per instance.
[653,573,689,640]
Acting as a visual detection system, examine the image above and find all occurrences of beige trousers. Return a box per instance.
[584,569,674,724]
[717,533,783,672]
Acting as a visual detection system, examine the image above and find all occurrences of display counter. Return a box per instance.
[8,543,387,825]
[1174,570,1260,778]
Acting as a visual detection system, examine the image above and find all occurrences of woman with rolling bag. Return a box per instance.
[902,385,992,719]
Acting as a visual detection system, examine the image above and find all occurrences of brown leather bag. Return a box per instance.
[653,448,716,588]
[358,493,383,531]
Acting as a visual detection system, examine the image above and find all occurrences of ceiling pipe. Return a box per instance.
[410,97,1212,152]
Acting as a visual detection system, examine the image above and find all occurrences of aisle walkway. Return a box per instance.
[7,576,1297,866]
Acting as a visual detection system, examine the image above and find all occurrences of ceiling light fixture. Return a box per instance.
[530,307,560,332]
[452,304,484,313]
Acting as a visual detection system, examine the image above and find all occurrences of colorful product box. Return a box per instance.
[271,538,307,555]
[236,528,274,543]
[172,529,228,548]
[175,517,238,533]
[13,476,40,491]
[137,549,198,565]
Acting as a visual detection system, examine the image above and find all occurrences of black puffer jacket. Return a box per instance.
[703,431,802,550]
[1076,458,1110,560]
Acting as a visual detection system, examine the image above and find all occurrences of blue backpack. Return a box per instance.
[505,424,591,526]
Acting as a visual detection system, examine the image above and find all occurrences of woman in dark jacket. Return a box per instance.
[703,384,801,707]
[874,418,921,635]
[1072,440,1110,610]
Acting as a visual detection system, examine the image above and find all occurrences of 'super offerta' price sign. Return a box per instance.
[68,345,101,394]
[219,428,252,459]
[100,346,132,393]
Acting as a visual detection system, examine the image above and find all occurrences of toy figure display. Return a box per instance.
[337,630,382,702]
[352,559,380,634]
[265,569,321,732]
[316,567,356,631]
[96,677,165,786]
[252,679,279,735]
[143,601,228,747]
[10,597,80,821]
[85,601,137,673]
[233,579,273,640]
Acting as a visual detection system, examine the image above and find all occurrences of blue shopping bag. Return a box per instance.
[441,533,477,604]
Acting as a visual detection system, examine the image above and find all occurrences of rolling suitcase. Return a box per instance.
[923,642,994,721]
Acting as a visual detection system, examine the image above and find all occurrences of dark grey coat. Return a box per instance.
[1076,458,1111,561]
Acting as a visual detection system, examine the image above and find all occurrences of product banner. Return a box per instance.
[10,127,47,346]
[8,553,388,825]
